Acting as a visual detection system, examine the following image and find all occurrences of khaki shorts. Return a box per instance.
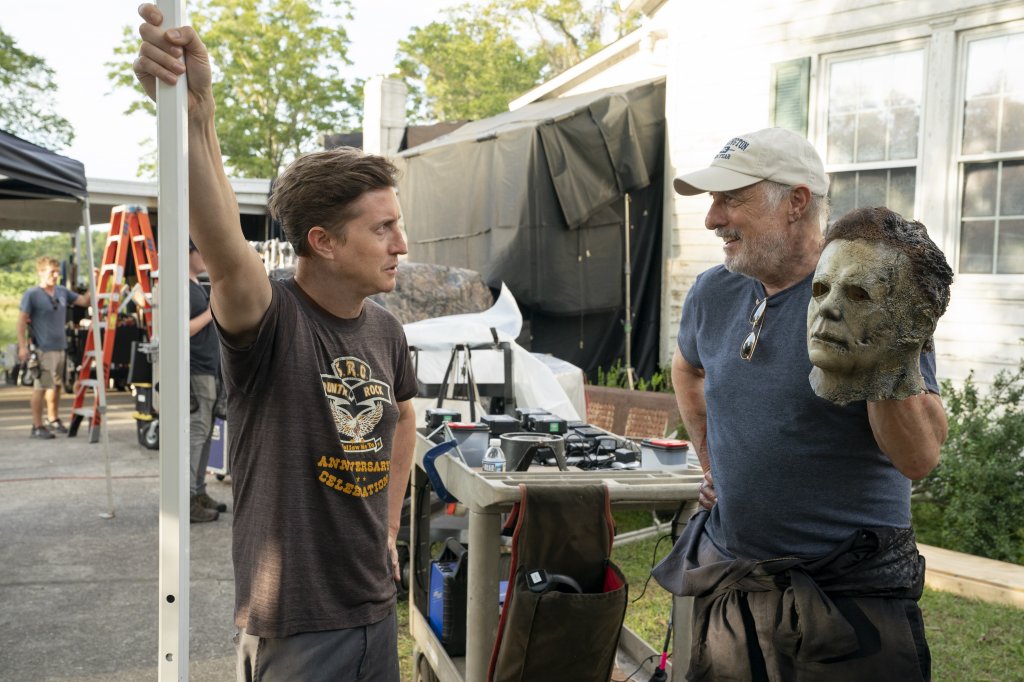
[34,350,66,391]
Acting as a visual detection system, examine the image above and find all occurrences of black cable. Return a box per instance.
[669,500,688,544]
[630,533,673,603]
[612,653,659,682]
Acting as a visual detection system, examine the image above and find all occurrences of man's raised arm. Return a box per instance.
[134,3,270,343]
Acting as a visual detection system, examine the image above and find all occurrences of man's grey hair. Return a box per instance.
[760,180,830,232]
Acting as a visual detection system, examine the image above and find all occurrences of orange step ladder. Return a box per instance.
[69,205,159,441]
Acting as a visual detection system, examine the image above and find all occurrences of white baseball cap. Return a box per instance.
[673,127,829,197]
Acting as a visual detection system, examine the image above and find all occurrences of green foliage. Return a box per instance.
[396,6,545,122]
[0,26,75,150]
[395,0,640,122]
[0,232,75,274]
[510,0,637,74]
[913,360,1024,564]
[107,0,361,178]
[0,231,95,347]
[596,359,674,394]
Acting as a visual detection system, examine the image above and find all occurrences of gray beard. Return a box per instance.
[722,230,790,281]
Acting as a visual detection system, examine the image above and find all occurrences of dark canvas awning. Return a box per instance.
[395,79,665,316]
[0,129,88,231]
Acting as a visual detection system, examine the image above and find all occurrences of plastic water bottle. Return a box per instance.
[481,438,506,472]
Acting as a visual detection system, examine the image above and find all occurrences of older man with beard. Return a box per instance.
[652,128,947,681]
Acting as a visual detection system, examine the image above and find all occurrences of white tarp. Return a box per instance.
[404,284,584,421]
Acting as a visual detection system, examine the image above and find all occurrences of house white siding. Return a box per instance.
[660,0,1024,390]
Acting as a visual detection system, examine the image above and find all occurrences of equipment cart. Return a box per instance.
[409,431,703,682]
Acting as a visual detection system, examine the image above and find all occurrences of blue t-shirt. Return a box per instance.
[20,285,79,351]
[677,265,938,559]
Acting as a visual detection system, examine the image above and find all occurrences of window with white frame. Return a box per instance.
[822,49,925,224]
[958,31,1024,275]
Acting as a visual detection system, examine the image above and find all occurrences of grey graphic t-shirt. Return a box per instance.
[220,277,417,638]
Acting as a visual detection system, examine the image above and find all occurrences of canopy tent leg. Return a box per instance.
[623,193,635,390]
[156,0,191,678]
[80,200,116,519]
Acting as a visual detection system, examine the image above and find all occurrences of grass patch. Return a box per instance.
[617,530,676,645]
[921,589,1024,681]
[1,294,21,349]
[398,599,413,681]
[398,533,1024,681]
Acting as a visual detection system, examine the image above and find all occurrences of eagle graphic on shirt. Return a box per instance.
[331,400,384,441]
[317,356,393,498]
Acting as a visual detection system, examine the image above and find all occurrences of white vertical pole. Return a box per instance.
[80,201,116,518]
[155,0,190,679]
[623,193,635,390]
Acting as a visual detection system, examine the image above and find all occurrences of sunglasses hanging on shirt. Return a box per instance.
[740,297,766,361]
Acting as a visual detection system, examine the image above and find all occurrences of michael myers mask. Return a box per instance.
[807,208,952,405]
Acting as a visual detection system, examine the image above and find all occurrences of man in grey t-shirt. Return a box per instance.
[18,256,90,439]
[654,128,949,681]
[135,8,417,680]
[187,244,224,524]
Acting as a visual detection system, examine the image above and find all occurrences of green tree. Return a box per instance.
[511,0,638,74]
[107,0,360,179]
[396,6,546,122]
[0,27,75,150]
[395,0,639,122]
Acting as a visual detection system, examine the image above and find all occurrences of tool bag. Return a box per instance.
[488,483,627,682]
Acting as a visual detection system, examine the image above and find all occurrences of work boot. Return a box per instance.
[190,496,219,523]
[47,418,68,434]
[30,425,55,439]
[196,492,227,513]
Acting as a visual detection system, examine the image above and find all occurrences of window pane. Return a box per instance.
[962,164,998,217]
[997,219,1024,273]
[890,52,924,104]
[828,61,860,113]
[965,38,1004,98]
[827,50,922,165]
[890,106,920,160]
[858,59,888,110]
[960,220,995,273]
[827,114,856,164]
[858,170,887,206]
[829,172,856,221]
[962,98,999,155]
[889,168,916,218]
[960,33,1024,275]
[856,111,886,162]
[828,169,917,221]
[1003,95,1024,153]
[1006,35,1024,91]
[1001,161,1024,216]
[964,33,1024,155]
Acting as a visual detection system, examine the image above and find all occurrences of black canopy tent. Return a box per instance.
[0,129,88,231]
[0,129,115,514]
[394,79,666,378]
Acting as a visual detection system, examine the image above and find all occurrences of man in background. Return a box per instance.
[189,243,227,523]
[18,256,90,439]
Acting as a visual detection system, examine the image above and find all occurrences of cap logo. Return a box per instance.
[714,137,750,160]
